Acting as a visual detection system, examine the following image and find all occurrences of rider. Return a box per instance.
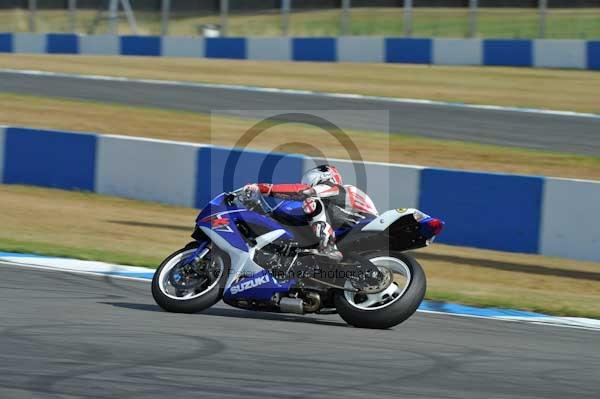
[244,165,378,261]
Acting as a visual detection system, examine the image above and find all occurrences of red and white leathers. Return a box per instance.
[246,182,378,259]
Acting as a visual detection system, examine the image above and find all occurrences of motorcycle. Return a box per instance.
[151,188,444,329]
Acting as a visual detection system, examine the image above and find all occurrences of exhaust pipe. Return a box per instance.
[278,297,304,314]
[278,292,321,314]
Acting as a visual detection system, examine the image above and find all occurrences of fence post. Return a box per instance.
[68,0,77,33]
[539,0,547,38]
[341,0,351,36]
[404,0,413,37]
[281,0,291,36]
[28,0,36,33]
[108,0,118,35]
[468,0,478,38]
[220,0,229,37]
[161,0,170,36]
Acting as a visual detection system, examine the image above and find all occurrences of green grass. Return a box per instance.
[0,237,162,268]
[426,289,600,319]
[1,7,599,39]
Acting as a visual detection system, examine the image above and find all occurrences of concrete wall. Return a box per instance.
[1,33,599,70]
[2,126,600,262]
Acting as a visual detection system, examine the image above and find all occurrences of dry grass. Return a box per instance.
[1,54,600,113]
[1,92,600,180]
[413,245,600,318]
[1,184,598,318]
[0,184,196,264]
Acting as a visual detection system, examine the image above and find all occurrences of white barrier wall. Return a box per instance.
[13,33,45,54]
[337,37,385,63]
[79,35,119,55]
[533,39,587,69]
[540,177,600,262]
[95,135,200,207]
[162,36,204,58]
[433,38,483,65]
[247,37,291,61]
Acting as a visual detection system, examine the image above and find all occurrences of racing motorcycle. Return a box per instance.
[152,188,444,329]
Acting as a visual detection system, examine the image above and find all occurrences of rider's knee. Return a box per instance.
[302,197,323,217]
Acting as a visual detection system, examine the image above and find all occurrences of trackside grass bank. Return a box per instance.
[1,8,599,39]
[2,93,600,181]
[1,54,600,114]
[1,184,599,319]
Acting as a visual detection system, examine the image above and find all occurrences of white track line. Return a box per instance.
[2,68,599,119]
[0,260,151,282]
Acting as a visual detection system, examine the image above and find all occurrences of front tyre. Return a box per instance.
[151,243,229,313]
[334,252,426,329]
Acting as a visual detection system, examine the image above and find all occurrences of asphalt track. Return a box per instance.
[1,70,599,155]
[2,262,599,399]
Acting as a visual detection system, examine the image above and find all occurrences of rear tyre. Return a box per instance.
[334,251,426,329]
[151,243,229,313]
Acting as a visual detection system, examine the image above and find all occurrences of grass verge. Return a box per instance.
[2,8,599,39]
[1,54,600,113]
[2,92,600,180]
[1,184,599,318]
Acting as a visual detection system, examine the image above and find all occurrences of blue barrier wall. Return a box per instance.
[205,38,246,59]
[385,38,432,64]
[292,38,337,62]
[588,41,600,70]
[0,32,13,52]
[120,35,161,56]
[1,126,600,262]
[3,127,96,191]
[419,169,543,253]
[1,33,599,70]
[46,33,79,54]
[484,39,533,67]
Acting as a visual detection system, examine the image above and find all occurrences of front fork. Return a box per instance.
[182,241,209,267]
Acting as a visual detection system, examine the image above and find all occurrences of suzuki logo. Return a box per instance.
[230,275,270,295]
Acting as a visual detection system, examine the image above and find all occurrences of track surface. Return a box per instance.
[1,71,599,155]
[2,262,599,399]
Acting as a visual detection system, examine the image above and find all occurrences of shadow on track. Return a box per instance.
[100,302,349,328]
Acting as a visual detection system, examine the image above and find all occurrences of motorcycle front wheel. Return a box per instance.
[151,243,229,313]
[334,251,426,329]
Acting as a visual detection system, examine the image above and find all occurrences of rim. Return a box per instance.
[158,248,224,301]
[343,256,412,311]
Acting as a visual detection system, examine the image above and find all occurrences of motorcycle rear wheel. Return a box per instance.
[334,251,426,329]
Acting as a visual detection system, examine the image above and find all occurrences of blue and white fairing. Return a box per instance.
[195,194,297,302]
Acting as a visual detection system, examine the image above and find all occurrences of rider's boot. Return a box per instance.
[311,221,343,261]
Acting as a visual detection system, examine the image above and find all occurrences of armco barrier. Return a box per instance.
[1,126,599,262]
[0,33,599,70]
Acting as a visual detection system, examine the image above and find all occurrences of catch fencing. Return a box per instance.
[1,1,599,39]
[1,125,598,262]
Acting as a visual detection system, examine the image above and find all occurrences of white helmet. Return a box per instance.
[301,165,343,187]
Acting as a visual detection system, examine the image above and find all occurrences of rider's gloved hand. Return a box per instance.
[243,183,273,196]
[244,183,260,194]
[242,184,260,201]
